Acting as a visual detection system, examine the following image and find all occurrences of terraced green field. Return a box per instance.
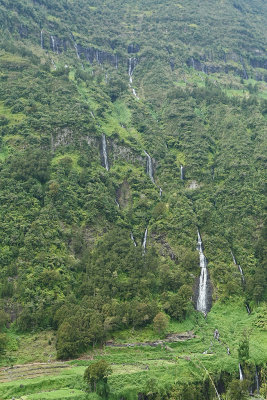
[1,299,266,399]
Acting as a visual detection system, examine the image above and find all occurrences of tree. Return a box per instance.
[0,333,7,357]
[226,379,246,400]
[56,318,88,359]
[238,333,249,363]
[84,359,111,396]
[153,312,169,334]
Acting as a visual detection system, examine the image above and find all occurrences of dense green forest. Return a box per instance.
[0,0,266,399]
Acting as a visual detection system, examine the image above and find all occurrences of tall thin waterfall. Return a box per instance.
[159,187,162,197]
[142,228,148,253]
[144,151,155,183]
[74,42,80,59]
[41,30,44,49]
[101,134,109,171]
[51,36,56,53]
[180,165,184,180]
[115,199,120,208]
[255,367,260,394]
[128,58,133,83]
[196,230,208,314]
[128,58,139,99]
[231,250,245,283]
[239,364,244,381]
[246,303,251,314]
[130,232,137,247]
[132,88,139,99]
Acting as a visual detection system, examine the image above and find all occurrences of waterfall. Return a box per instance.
[50,36,58,53]
[115,199,120,208]
[128,58,139,99]
[196,230,209,314]
[239,364,244,381]
[231,250,245,283]
[101,134,109,171]
[238,264,245,283]
[128,57,133,79]
[255,367,260,394]
[246,303,251,314]
[130,232,137,247]
[142,228,148,253]
[159,187,162,197]
[180,165,184,180]
[144,151,155,183]
[41,30,44,49]
[231,250,237,265]
[51,36,55,52]
[132,88,139,99]
[191,57,195,69]
[74,42,80,59]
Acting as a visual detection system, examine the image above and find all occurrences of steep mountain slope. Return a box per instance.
[0,0,266,399]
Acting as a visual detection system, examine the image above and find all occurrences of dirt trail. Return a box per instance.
[0,361,70,383]
[105,331,196,348]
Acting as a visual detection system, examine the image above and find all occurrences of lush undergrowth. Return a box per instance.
[1,299,266,399]
[0,0,266,399]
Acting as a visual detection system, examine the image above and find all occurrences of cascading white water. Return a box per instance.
[239,364,244,381]
[255,367,259,394]
[142,228,148,253]
[246,304,251,314]
[128,58,139,99]
[196,230,208,314]
[180,165,184,180]
[231,250,245,283]
[51,36,55,52]
[132,88,139,99]
[41,30,44,49]
[102,134,109,171]
[159,187,162,197]
[144,151,155,183]
[130,232,137,247]
[74,42,80,59]
[115,199,120,208]
[128,57,132,79]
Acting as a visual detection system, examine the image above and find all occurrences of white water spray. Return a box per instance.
[41,30,44,49]
[180,165,184,180]
[231,250,245,283]
[255,367,259,394]
[128,58,139,99]
[102,134,109,171]
[196,230,209,314]
[144,151,155,183]
[142,228,148,253]
[130,232,137,247]
[239,364,244,381]
[74,42,80,59]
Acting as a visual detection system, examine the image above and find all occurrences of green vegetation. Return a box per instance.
[0,0,266,398]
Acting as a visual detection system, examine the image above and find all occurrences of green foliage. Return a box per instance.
[153,312,170,334]
[0,333,7,356]
[238,333,250,363]
[225,379,247,400]
[0,0,266,398]
[84,359,111,396]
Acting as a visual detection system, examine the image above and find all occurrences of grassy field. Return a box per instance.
[1,298,266,399]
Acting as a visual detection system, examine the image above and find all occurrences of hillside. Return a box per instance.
[0,0,266,399]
